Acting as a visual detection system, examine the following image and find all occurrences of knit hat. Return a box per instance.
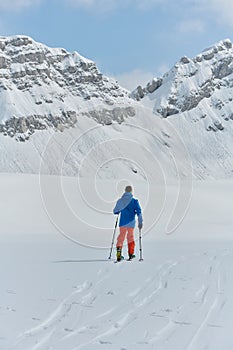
[125,185,133,193]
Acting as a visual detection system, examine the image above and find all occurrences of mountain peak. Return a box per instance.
[0,35,34,47]
[201,38,232,53]
[132,38,233,120]
[0,35,135,141]
[177,39,233,67]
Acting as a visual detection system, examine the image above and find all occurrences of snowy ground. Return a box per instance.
[1,174,233,350]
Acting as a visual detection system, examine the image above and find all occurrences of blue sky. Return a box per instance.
[0,0,233,89]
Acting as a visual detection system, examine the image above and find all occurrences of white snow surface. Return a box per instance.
[1,101,232,180]
[1,35,233,350]
[1,173,233,350]
[0,105,193,179]
[0,36,233,180]
[131,39,233,180]
[0,35,131,123]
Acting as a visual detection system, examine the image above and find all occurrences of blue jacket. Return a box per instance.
[113,192,143,228]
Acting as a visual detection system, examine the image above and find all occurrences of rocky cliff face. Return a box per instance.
[132,39,233,129]
[1,36,233,179]
[0,35,135,141]
[129,39,233,179]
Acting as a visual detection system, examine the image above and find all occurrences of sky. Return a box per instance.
[0,0,233,90]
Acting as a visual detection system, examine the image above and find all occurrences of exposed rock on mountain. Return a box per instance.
[133,39,233,124]
[0,35,135,141]
[130,39,233,179]
[0,36,233,180]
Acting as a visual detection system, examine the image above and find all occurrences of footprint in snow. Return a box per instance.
[150,312,166,318]
[107,290,115,295]
[162,308,173,313]
[32,317,40,321]
[173,320,192,326]
[207,323,223,328]
[6,306,16,312]
[99,340,112,345]
[64,328,74,333]
[6,290,16,295]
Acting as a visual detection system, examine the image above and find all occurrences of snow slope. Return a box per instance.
[1,35,233,350]
[0,104,193,182]
[1,174,233,350]
[0,36,233,179]
[0,35,134,140]
[0,36,181,180]
[131,39,233,179]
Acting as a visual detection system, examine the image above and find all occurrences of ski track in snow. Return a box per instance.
[148,252,227,349]
[6,249,233,350]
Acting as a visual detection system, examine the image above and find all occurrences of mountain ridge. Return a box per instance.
[132,38,233,120]
[0,35,233,180]
[0,35,135,141]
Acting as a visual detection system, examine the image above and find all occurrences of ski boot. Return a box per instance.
[128,254,136,261]
[116,247,124,262]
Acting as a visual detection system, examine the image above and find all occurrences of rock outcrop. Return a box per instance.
[0,35,135,141]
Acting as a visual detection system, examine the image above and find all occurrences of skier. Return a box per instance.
[113,185,143,261]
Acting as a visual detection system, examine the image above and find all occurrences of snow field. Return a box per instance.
[2,238,233,350]
[0,174,233,349]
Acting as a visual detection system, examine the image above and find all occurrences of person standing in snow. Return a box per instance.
[113,185,143,261]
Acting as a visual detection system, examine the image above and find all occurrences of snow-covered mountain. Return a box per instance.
[132,39,233,123]
[0,35,184,179]
[2,37,233,350]
[0,36,233,179]
[0,35,134,141]
[132,39,233,179]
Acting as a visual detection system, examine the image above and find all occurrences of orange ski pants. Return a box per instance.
[116,227,135,255]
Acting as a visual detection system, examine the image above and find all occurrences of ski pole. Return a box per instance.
[139,228,143,261]
[108,214,119,260]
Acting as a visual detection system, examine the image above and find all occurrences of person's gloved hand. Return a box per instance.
[138,223,143,230]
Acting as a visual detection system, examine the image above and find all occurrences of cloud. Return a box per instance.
[182,0,233,29]
[177,19,205,34]
[63,0,233,28]
[156,63,170,76]
[203,0,233,27]
[0,0,41,11]
[66,0,118,12]
[114,69,155,91]
[132,0,164,11]
[66,0,166,13]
